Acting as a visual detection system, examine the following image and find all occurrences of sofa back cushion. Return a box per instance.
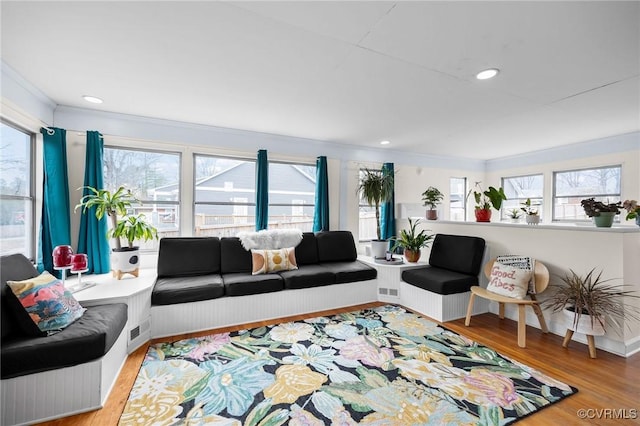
[316,231,357,263]
[1,254,39,341]
[221,237,252,274]
[428,234,486,276]
[157,237,221,277]
[295,232,319,265]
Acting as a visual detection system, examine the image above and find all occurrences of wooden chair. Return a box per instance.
[465,258,549,348]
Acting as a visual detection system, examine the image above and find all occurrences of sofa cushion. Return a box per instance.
[1,303,127,379]
[321,261,377,284]
[316,231,357,263]
[428,234,486,275]
[152,274,225,305]
[402,266,479,295]
[279,265,336,290]
[157,237,221,277]
[1,254,39,341]
[295,232,319,265]
[223,273,285,296]
[220,237,252,274]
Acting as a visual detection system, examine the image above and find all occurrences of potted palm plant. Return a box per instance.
[75,186,158,279]
[580,198,621,227]
[421,186,444,220]
[466,182,507,222]
[390,218,434,262]
[358,167,394,258]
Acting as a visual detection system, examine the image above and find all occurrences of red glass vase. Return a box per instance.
[52,245,74,268]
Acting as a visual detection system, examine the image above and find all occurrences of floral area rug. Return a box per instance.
[119,305,577,425]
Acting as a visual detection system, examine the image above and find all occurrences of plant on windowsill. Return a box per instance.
[421,186,444,220]
[357,167,394,258]
[75,186,158,279]
[520,198,540,225]
[507,208,521,223]
[466,181,507,222]
[580,198,621,228]
[622,199,640,227]
[390,218,434,263]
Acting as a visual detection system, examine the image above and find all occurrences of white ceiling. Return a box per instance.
[1,1,639,160]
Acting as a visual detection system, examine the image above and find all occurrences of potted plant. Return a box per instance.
[580,198,621,228]
[507,208,521,223]
[421,186,444,220]
[466,182,507,222]
[543,268,640,357]
[75,186,159,279]
[520,198,540,225]
[357,168,394,258]
[622,199,640,227]
[390,218,434,262]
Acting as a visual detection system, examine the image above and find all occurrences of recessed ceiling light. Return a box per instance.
[380,140,390,145]
[82,95,103,104]
[476,68,500,80]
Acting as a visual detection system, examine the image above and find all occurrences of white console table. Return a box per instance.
[65,269,156,353]
[358,255,427,303]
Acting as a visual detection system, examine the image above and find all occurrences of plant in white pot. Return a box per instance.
[76,186,158,279]
[358,167,394,258]
[421,186,443,220]
[520,198,540,225]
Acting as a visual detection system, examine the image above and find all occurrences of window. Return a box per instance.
[553,166,621,221]
[358,169,377,241]
[450,177,466,221]
[194,155,256,237]
[103,146,180,249]
[501,174,544,220]
[0,122,34,258]
[268,161,315,232]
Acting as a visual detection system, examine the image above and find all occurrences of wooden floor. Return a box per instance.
[36,302,640,426]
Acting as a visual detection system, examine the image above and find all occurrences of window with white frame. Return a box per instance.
[194,155,256,237]
[103,146,180,249]
[501,174,544,220]
[553,165,621,221]
[268,161,315,232]
[358,169,378,241]
[450,177,466,221]
[0,122,34,258]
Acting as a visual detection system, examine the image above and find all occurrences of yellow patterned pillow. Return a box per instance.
[251,247,298,275]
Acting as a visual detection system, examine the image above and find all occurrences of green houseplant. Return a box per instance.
[580,198,621,228]
[520,198,540,225]
[622,199,640,226]
[421,186,444,220]
[466,182,507,222]
[390,218,434,262]
[358,167,394,258]
[507,208,521,223]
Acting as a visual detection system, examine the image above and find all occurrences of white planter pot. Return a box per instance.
[525,214,540,225]
[563,308,605,336]
[111,247,140,279]
[370,240,389,259]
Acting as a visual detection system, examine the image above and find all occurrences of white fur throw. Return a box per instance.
[237,229,303,251]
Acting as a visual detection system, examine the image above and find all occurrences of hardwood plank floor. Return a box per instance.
[36,302,640,425]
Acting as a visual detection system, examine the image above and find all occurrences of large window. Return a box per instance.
[553,165,621,221]
[501,174,544,220]
[0,122,34,258]
[103,146,180,249]
[450,177,466,221]
[358,169,377,241]
[194,155,256,237]
[268,161,315,231]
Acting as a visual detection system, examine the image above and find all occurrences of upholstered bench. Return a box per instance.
[399,233,488,322]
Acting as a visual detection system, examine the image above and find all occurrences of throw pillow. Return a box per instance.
[252,247,298,275]
[486,262,532,299]
[7,271,86,335]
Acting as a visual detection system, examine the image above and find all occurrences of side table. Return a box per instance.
[358,255,427,303]
[65,268,156,353]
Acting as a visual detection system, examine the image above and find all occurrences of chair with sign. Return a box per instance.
[464,258,550,348]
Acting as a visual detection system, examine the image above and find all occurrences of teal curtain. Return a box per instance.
[255,149,269,230]
[77,131,110,273]
[380,162,395,241]
[313,156,329,231]
[38,127,71,276]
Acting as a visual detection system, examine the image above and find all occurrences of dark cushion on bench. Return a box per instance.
[223,273,284,296]
[157,237,221,277]
[322,261,377,284]
[295,232,319,265]
[280,265,336,290]
[428,234,485,275]
[402,267,480,295]
[1,303,127,379]
[1,254,39,341]
[152,275,225,305]
[220,238,252,274]
[316,231,357,263]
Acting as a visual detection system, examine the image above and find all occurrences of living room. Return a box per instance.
[1,1,639,425]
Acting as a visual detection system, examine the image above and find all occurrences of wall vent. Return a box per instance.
[378,288,388,295]
[130,326,140,341]
[389,289,399,297]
